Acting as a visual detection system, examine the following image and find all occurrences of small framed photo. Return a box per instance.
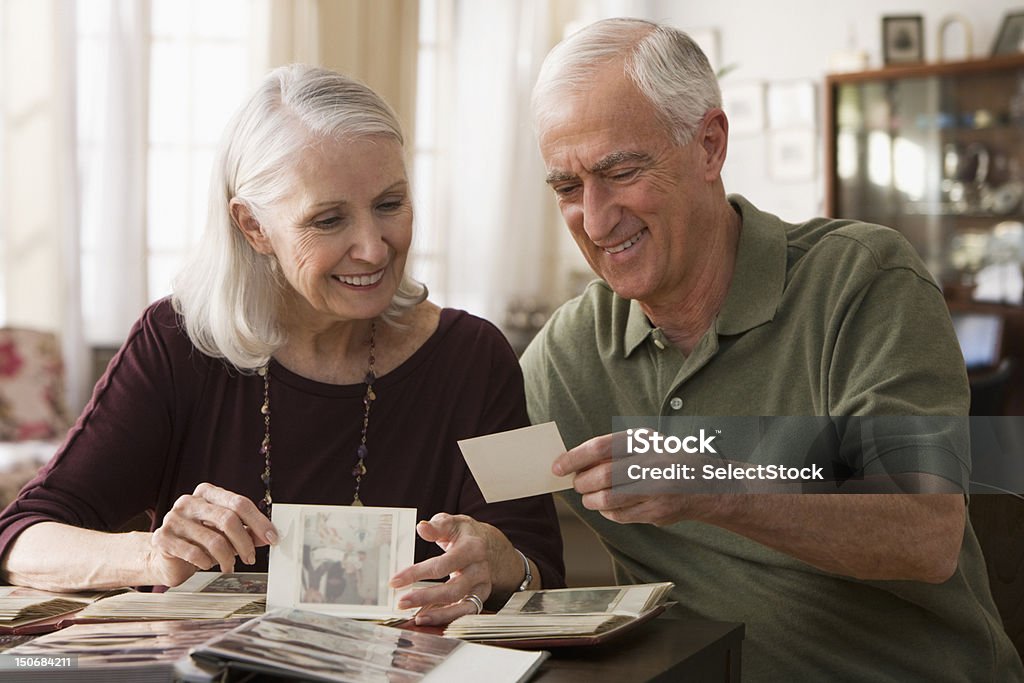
[721,82,765,136]
[992,11,1024,56]
[267,503,417,620]
[883,15,925,65]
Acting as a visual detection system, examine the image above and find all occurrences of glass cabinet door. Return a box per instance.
[828,56,1024,287]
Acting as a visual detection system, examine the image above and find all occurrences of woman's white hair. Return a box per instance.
[173,65,427,371]
[532,18,721,146]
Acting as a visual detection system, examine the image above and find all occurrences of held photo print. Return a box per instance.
[267,503,417,619]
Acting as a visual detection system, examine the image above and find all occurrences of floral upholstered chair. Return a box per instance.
[0,329,71,507]
[0,328,70,442]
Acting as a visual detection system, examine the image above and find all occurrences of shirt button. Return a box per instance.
[669,397,683,410]
[653,338,666,350]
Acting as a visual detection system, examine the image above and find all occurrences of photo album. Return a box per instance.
[444,582,675,645]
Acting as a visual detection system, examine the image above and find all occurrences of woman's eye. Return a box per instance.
[313,216,342,229]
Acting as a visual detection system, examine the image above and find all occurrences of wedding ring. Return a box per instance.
[461,593,484,614]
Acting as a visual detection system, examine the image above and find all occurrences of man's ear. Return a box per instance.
[230,199,274,255]
[698,107,729,182]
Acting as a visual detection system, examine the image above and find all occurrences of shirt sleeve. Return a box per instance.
[828,266,971,490]
[0,302,181,563]
[453,320,566,589]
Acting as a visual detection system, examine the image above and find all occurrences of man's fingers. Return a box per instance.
[553,433,616,476]
[572,460,614,495]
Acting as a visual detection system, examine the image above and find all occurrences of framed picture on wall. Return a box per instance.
[767,80,817,129]
[882,15,924,65]
[720,82,765,135]
[992,11,1024,56]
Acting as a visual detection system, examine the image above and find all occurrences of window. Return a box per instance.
[410,0,452,302]
[75,0,253,343]
[146,0,252,299]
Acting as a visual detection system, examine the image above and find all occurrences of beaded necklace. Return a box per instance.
[257,321,377,516]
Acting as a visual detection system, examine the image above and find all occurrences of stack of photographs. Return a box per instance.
[168,572,268,596]
[191,607,548,683]
[0,587,126,634]
[444,582,674,645]
[0,618,239,683]
[75,592,264,621]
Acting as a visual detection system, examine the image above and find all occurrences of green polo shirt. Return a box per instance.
[521,195,1022,681]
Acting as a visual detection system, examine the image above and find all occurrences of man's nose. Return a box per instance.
[582,183,620,242]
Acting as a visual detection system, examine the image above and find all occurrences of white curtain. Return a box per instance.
[438,0,557,324]
[77,0,149,349]
[0,0,87,411]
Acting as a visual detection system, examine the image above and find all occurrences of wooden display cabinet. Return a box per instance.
[825,55,1024,415]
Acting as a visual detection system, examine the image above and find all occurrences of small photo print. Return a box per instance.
[267,503,417,619]
[301,508,393,607]
[520,588,623,614]
[200,573,269,594]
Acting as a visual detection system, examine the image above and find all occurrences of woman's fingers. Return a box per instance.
[192,483,278,545]
[391,516,487,588]
[413,592,488,626]
[152,483,278,578]
[153,515,239,573]
[395,561,489,610]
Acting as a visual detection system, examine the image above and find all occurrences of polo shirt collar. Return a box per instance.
[622,193,787,357]
[624,300,653,356]
[716,194,787,336]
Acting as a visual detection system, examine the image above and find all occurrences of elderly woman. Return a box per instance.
[0,65,563,625]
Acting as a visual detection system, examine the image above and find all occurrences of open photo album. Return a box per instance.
[444,582,674,645]
[190,607,548,683]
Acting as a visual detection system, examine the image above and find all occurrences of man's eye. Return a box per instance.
[611,168,639,181]
[553,184,580,197]
[376,200,404,212]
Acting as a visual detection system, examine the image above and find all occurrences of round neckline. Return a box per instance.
[267,308,463,397]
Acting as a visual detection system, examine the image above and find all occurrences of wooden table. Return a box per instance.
[532,618,743,683]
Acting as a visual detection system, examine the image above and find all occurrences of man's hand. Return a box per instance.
[553,432,705,526]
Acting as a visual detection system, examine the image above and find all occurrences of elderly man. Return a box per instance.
[521,17,1023,681]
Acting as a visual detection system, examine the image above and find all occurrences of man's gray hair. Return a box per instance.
[173,64,427,371]
[532,18,722,146]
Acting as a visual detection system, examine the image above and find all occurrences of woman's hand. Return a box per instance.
[146,483,278,586]
[388,513,529,626]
